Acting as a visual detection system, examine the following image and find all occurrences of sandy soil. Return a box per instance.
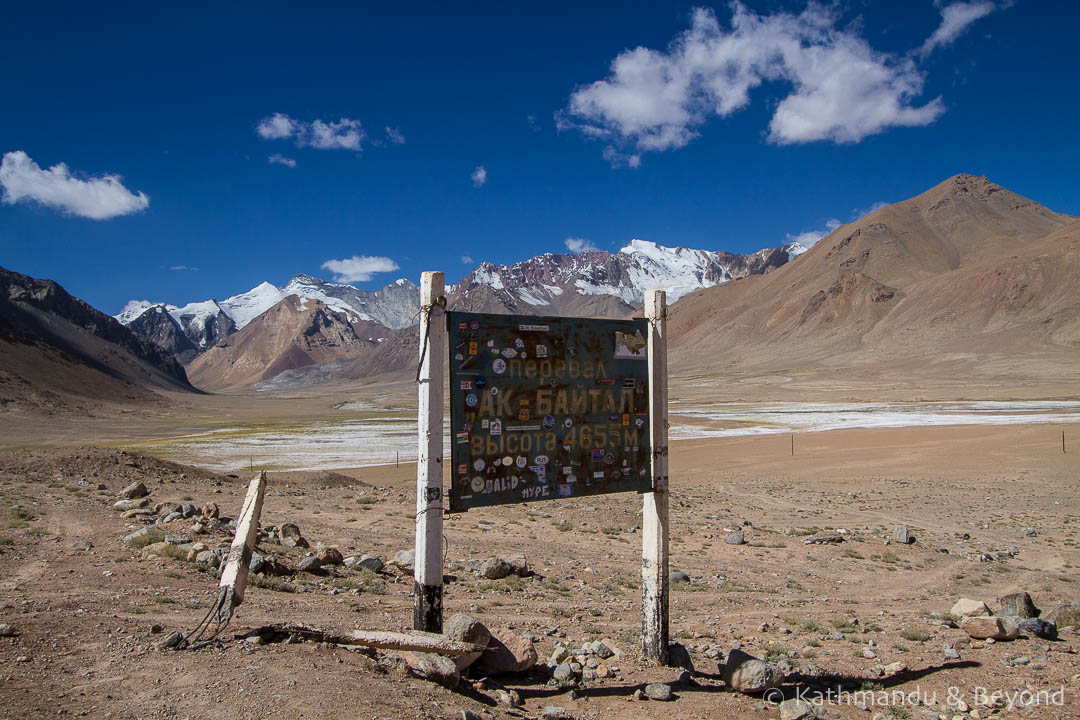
[2,420,1080,720]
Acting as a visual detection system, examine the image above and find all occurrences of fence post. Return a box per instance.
[414,271,445,632]
[642,289,670,664]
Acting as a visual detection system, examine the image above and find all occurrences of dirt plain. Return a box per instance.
[2,388,1079,720]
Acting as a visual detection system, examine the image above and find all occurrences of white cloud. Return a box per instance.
[257,113,368,151]
[563,3,949,164]
[461,255,474,264]
[256,113,297,140]
[0,150,149,220]
[169,265,198,271]
[853,200,889,219]
[268,154,297,168]
[786,219,841,248]
[471,166,487,187]
[320,255,400,283]
[921,2,997,56]
[385,127,406,144]
[565,237,599,254]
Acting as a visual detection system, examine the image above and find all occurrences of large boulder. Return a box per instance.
[722,649,782,694]
[950,598,991,618]
[443,614,491,670]
[474,630,537,675]
[960,616,1020,641]
[120,481,148,500]
[998,592,1039,619]
[1019,617,1058,640]
[478,557,512,580]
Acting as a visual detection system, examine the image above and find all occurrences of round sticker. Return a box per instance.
[604,452,615,466]
[465,393,478,408]
[520,352,527,359]
[635,417,645,428]
[474,376,487,389]
[493,358,507,375]
[473,458,486,471]
[563,418,573,428]
[470,476,484,492]
[502,455,513,467]
[455,353,464,362]
[491,386,499,395]
[515,456,527,468]
[535,455,549,465]
[542,415,555,429]
[470,320,480,330]
[501,348,517,358]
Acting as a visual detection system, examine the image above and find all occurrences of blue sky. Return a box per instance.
[2,1,1077,314]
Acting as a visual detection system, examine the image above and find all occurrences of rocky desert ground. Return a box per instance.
[2,410,1078,720]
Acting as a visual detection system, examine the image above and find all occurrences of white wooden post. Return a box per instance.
[642,289,670,664]
[414,271,445,632]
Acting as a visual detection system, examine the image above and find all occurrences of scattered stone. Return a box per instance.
[159,511,183,524]
[539,707,567,720]
[390,548,415,571]
[725,532,746,545]
[444,613,491,670]
[780,699,816,720]
[1018,617,1058,641]
[667,641,693,671]
[317,547,344,566]
[961,616,1020,641]
[120,481,148,500]
[803,532,844,545]
[892,526,914,544]
[460,712,483,720]
[180,504,198,518]
[591,640,615,659]
[553,663,575,681]
[0,624,16,637]
[249,552,265,575]
[723,649,783,694]
[153,502,182,516]
[279,522,309,548]
[669,570,690,583]
[195,550,220,568]
[113,497,150,511]
[202,502,219,519]
[632,689,644,701]
[506,554,529,576]
[186,542,210,562]
[644,682,674,701]
[478,557,512,580]
[404,651,459,689]
[942,642,960,660]
[123,527,161,545]
[861,648,876,659]
[355,554,384,572]
[998,591,1039,619]
[494,688,523,707]
[164,534,190,545]
[950,598,991,618]
[596,664,612,678]
[475,630,537,675]
[299,556,322,574]
[70,540,92,551]
[1020,526,1037,537]
[1044,602,1080,628]
[158,631,184,649]
[883,661,907,675]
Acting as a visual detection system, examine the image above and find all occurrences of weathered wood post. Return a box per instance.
[642,289,670,664]
[414,271,445,633]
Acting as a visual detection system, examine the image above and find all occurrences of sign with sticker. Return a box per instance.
[447,310,651,512]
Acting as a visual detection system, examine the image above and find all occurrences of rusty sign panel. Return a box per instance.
[447,311,651,512]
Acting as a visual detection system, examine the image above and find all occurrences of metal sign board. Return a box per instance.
[447,311,651,512]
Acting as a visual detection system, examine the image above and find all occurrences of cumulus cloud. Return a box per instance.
[562,3,951,164]
[461,255,474,264]
[471,166,487,187]
[320,255,400,283]
[0,150,149,220]
[257,113,368,151]
[565,237,599,254]
[787,219,842,248]
[385,127,406,144]
[920,1,997,56]
[268,154,297,168]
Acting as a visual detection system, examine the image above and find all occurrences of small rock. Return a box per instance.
[478,557,512,580]
[153,502,182,515]
[961,616,1020,641]
[950,598,991,618]
[159,511,182,524]
[893,526,914,544]
[669,570,690,583]
[725,532,746,545]
[1018,617,1058,640]
[1044,602,1080,628]
[180,504,197,518]
[883,661,907,675]
[998,591,1039,619]
[592,640,615,659]
[354,554,384,572]
[158,631,184,649]
[202,502,219,519]
[444,613,490,670]
[0,624,16,637]
[803,532,845,545]
[120,482,148,500]
[723,649,782,694]
[942,642,960,659]
[1020,526,1037,537]
[780,699,816,720]
[279,522,308,548]
[390,548,415,571]
[186,542,210,562]
[540,707,567,719]
[596,664,612,678]
[553,663,575,681]
[317,547,344,566]
[70,540,92,551]
[404,651,459,689]
[862,648,876,659]
[494,688,523,707]
[164,534,190,545]
[123,527,161,545]
[249,552,266,575]
[195,550,220,568]
[644,682,673,701]
[113,497,150,511]
[632,689,645,701]
[299,556,322,573]
[667,641,694,671]
[474,630,537,675]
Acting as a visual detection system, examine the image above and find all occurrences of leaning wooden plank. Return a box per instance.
[247,624,486,656]
[218,470,268,616]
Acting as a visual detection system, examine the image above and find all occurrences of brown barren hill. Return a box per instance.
[669,174,1078,394]
[186,296,380,390]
